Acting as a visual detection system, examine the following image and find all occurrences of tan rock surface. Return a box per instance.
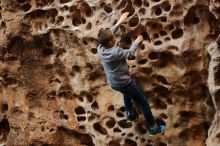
[0,0,219,146]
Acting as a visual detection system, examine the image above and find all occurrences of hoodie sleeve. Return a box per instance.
[111,25,119,34]
[114,42,139,60]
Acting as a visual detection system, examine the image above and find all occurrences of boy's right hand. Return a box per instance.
[134,35,144,44]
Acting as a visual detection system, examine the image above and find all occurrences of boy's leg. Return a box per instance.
[123,94,133,112]
[127,82,166,135]
[127,82,156,128]
[112,86,136,121]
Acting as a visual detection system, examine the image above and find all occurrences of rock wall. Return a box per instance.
[0,0,219,146]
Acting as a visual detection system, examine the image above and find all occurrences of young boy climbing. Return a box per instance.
[97,12,166,135]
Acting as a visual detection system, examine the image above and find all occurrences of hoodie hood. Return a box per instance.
[97,44,117,62]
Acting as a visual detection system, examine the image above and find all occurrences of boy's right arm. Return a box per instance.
[115,35,144,59]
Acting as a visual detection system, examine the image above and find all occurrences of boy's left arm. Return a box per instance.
[111,12,129,34]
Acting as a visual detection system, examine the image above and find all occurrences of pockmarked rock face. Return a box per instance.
[0,0,219,146]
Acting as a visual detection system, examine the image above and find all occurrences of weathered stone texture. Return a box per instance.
[0,0,220,146]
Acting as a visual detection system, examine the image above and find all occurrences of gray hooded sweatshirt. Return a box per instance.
[97,25,139,88]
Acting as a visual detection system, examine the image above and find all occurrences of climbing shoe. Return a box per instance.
[148,124,166,136]
[126,110,137,121]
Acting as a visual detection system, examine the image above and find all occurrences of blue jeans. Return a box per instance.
[112,81,156,128]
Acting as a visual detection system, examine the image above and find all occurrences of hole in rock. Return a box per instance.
[93,122,108,135]
[42,48,53,56]
[151,23,158,29]
[164,37,171,41]
[0,118,10,141]
[192,16,200,24]
[138,8,146,15]
[81,2,93,17]
[105,117,116,128]
[118,119,133,128]
[153,33,159,38]
[100,2,106,8]
[86,94,93,103]
[1,103,8,113]
[56,16,64,24]
[128,16,139,27]
[119,106,125,112]
[171,28,183,39]
[116,111,124,117]
[134,0,142,7]
[154,40,163,45]
[123,36,132,46]
[154,98,167,109]
[91,48,97,54]
[154,85,170,95]
[81,18,86,24]
[141,31,150,40]
[143,1,149,7]
[104,5,113,13]
[75,106,86,115]
[72,65,80,72]
[17,0,26,4]
[88,114,96,121]
[62,5,69,11]
[152,0,161,2]
[86,62,93,70]
[113,127,122,133]
[117,0,127,9]
[72,17,81,26]
[77,116,86,122]
[155,7,162,16]
[135,123,147,134]
[86,22,92,30]
[162,1,171,12]
[26,90,39,102]
[200,84,209,97]
[179,111,197,120]
[159,30,167,36]
[122,133,126,136]
[159,113,168,119]
[159,142,167,146]
[47,91,56,100]
[127,132,134,137]
[122,0,135,16]
[60,111,69,120]
[60,0,71,4]
[214,64,220,85]
[89,71,101,81]
[49,128,55,132]
[108,105,114,111]
[91,101,99,110]
[138,59,147,65]
[22,3,31,12]
[158,52,174,67]
[49,9,58,19]
[169,24,174,30]
[109,140,120,146]
[160,16,167,22]
[82,40,88,45]
[148,51,160,60]
[79,125,86,131]
[173,123,179,128]
[139,67,153,75]
[124,138,137,146]
[156,75,169,84]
